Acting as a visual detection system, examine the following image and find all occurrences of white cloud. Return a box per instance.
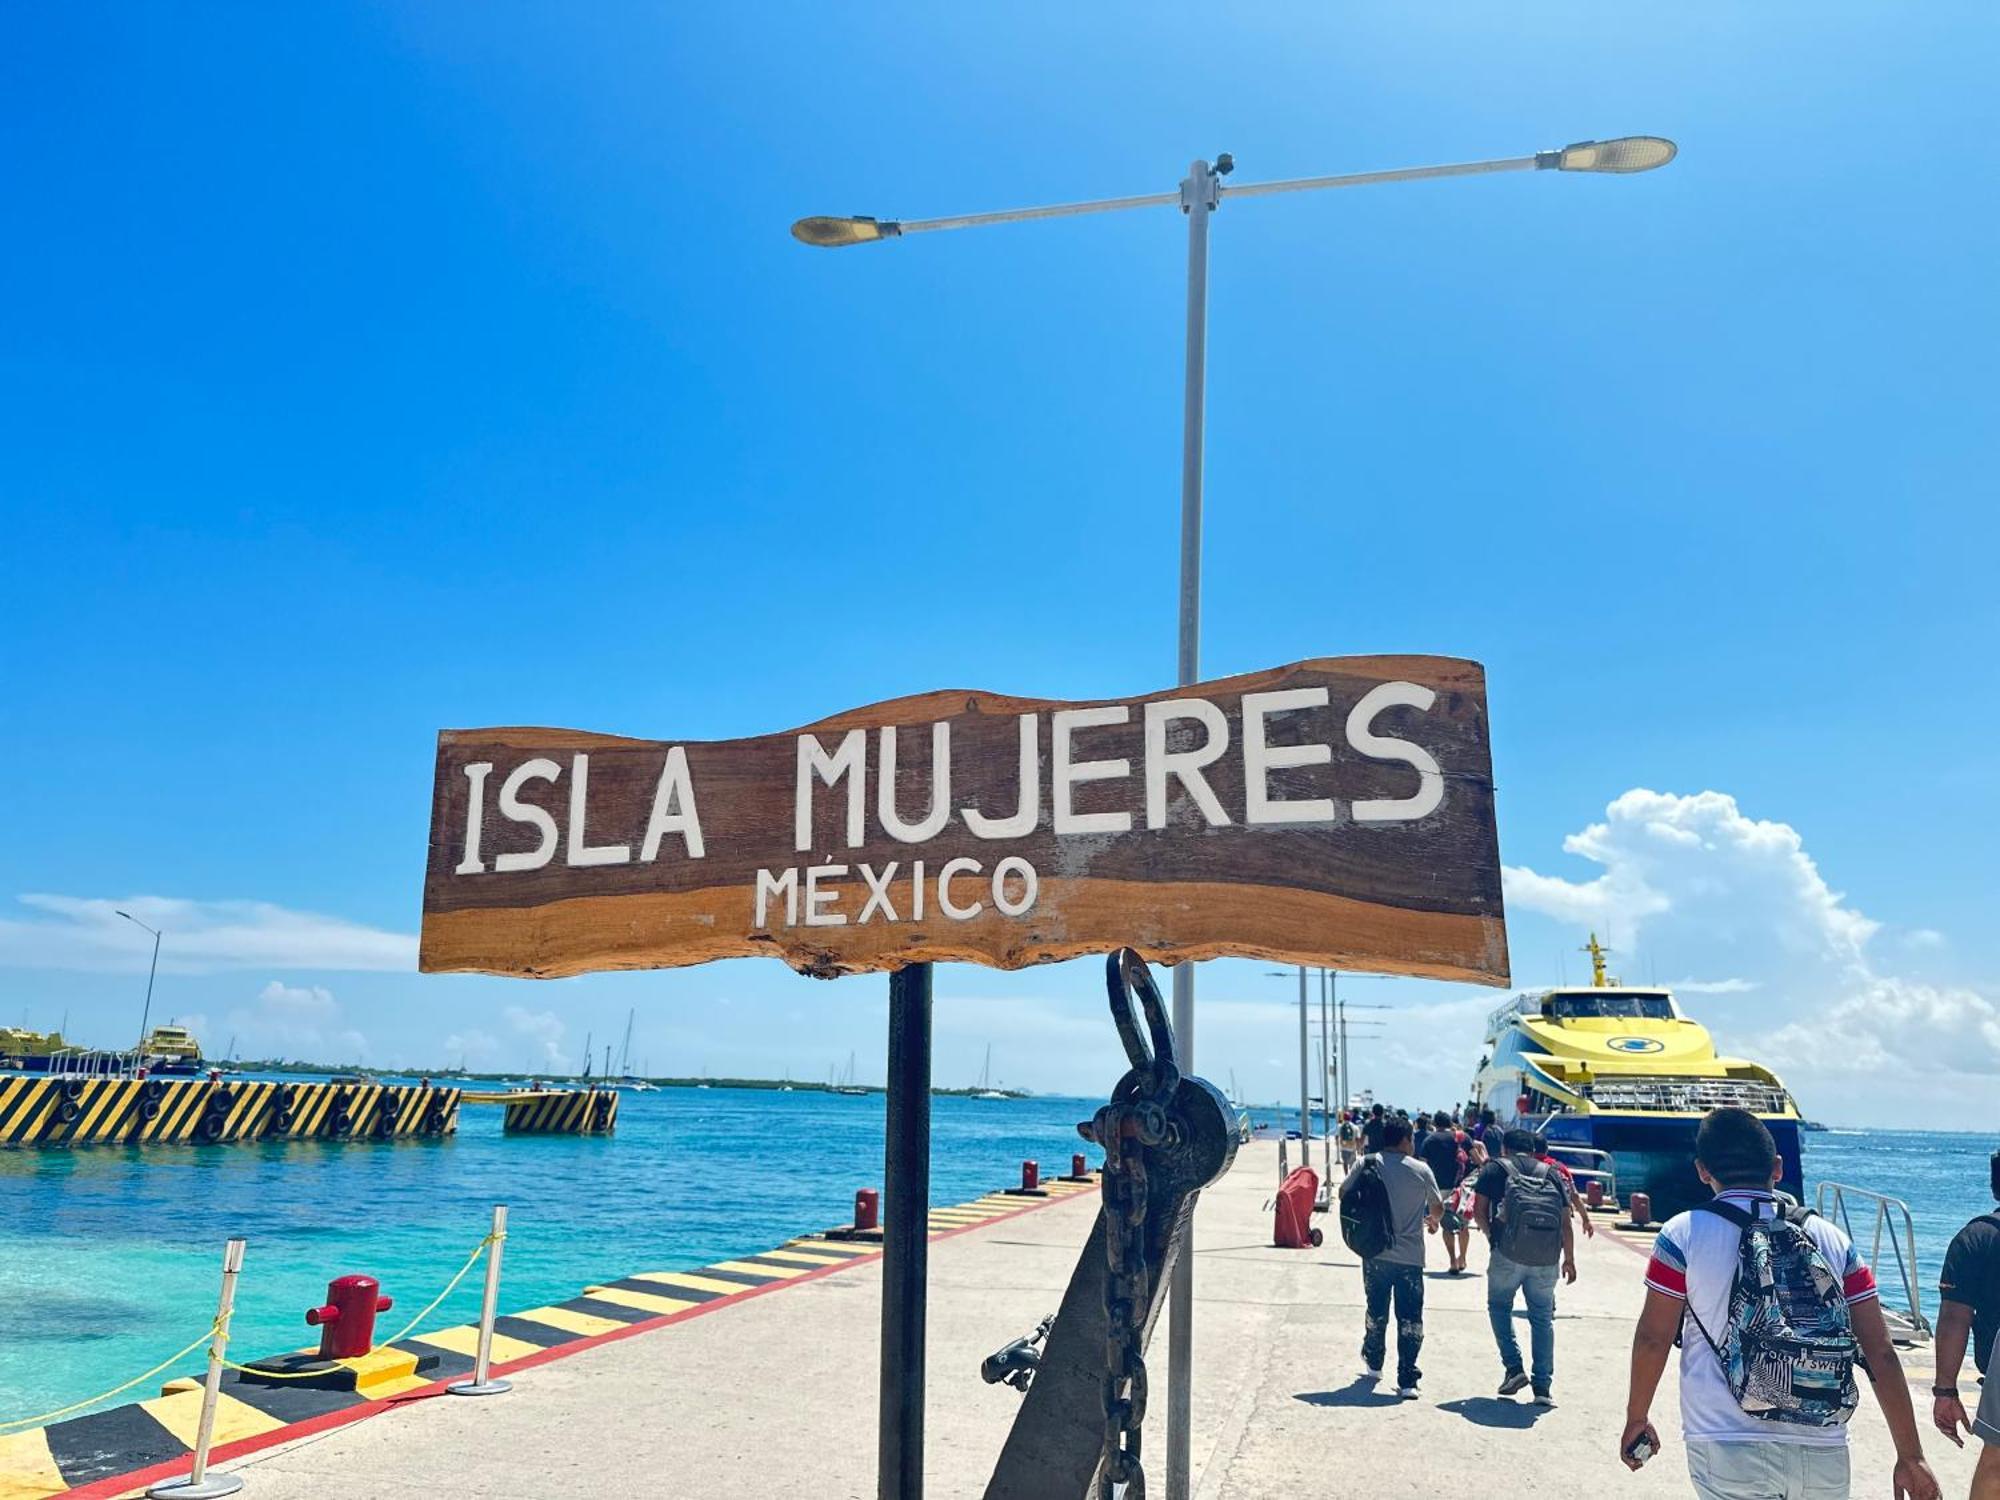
[0,895,416,974]
[1504,789,1877,971]
[223,980,368,1063]
[504,1005,572,1075]
[1757,977,2000,1079]
[442,1028,502,1068]
[1498,788,1994,1126]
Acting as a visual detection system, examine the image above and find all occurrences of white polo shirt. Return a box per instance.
[1643,1189,1878,1446]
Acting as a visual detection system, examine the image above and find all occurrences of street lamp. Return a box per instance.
[794,132,1674,1500]
[115,910,162,1053]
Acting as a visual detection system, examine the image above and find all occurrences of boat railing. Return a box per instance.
[1815,1182,1932,1343]
[1582,1075,1791,1114]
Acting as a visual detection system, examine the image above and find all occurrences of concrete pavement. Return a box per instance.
[187,1139,1980,1498]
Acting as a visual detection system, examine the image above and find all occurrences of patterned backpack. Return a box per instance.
[1684,1197,1862,1426]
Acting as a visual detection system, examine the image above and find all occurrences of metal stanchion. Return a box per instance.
[448,1205,511,1396]
[148,1238,247,1499]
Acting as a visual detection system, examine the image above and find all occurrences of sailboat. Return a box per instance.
[973,1044,1009,1100]
[832,1051,866,1096]
[616,1010,657,1089]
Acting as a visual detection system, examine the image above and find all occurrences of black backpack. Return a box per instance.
[1493,1158,1568,1267]
[1340,1156,1396,1260]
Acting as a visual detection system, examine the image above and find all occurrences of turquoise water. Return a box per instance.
[0,1083,1106,1424]
[2,1093,1991,1427]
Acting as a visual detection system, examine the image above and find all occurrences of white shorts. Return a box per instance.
[1685,1439,1850,1500]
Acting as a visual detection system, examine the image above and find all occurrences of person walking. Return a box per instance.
[1619,1107,1941,1500]
[1473,1126,1576,1405]
[1419,1109,1473,1274]
[1336,1111,1360,1171]
[1933,1148,2000,1498]
[1338,1114,1443,1399]
[1360,1102,1388,1154]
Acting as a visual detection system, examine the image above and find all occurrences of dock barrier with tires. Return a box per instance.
[0,1077,461,1147]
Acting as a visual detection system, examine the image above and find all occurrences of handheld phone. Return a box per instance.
[1622,1434,1657,1467]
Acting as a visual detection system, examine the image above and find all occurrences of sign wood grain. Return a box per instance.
[419,655,1508,984]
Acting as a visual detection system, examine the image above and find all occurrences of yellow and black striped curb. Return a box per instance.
[0,1078,461,1149]
[492,1088,618,1135]
[0,1172,1099,1497]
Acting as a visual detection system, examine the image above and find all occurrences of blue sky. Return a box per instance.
[3,4,1994,1125]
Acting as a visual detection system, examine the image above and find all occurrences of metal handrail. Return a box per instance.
[1815,1182,1932,1341]
[1542,1144,1618,1205]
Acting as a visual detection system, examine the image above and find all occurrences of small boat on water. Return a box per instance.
[1469,934,1804,1218]
[831,1051,866,1096]
[972,1044,1009,1100]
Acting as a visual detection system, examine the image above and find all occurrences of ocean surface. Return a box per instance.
[0,1090,1989,1426]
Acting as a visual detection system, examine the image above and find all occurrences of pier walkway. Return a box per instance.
[135,1141,1980,1498]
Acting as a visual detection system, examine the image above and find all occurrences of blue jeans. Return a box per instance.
[1361,1259,1425,1386]
[1486,1249,1557,1387]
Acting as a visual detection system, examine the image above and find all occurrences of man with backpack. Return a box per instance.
[1933,1147,2000,1498]
[1473,1127,1577,1405]
[1619,1108,1941,1499]
[1338,1115,1444,1399]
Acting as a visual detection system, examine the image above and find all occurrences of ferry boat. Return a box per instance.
[140,1023,206,1075]
[1469,936,1803,1216]
[0,1022,208,1076]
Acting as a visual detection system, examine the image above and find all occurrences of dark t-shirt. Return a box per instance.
[1419,1129,1467,1190]
[1940,1211,2000,1375]
[1361,1117,1387,1153]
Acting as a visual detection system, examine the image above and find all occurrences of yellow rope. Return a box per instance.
[218,1232,500,1380]
[0,1322,222,1433]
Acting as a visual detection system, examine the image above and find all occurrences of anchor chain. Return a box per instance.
[1085,949,1183,1500]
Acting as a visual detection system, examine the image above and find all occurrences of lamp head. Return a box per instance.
[1536,136,1677,174]
[790,215,902,248]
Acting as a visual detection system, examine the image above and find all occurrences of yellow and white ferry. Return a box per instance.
[1469,935,1803,1215]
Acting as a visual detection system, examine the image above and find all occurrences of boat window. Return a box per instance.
[1543,992,1673,1021]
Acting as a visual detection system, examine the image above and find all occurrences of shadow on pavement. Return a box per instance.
[1294,1379,1404,1409]
[1436,1397,1550,1429]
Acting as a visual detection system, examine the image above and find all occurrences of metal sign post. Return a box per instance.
[880,962,933,1500]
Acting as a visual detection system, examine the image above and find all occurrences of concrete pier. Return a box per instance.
[167,1141,1982,1498]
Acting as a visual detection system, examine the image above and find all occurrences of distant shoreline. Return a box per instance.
[229,1060,1030,1100]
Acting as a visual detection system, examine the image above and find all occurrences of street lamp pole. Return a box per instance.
[116,911,161,1052]
[1165,155,1215,1500]
[791,133,1675,1500]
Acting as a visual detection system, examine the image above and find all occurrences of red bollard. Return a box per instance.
[305,1274,394,1360]
[1627,1191,1653,1228]
[853,1188,880,1233]
[1072,1153,1087,1178]
[1005,1158,1049,1197]
[1585,1180,1605,1211]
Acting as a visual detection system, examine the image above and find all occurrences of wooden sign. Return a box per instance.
[419,656,1508,985]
